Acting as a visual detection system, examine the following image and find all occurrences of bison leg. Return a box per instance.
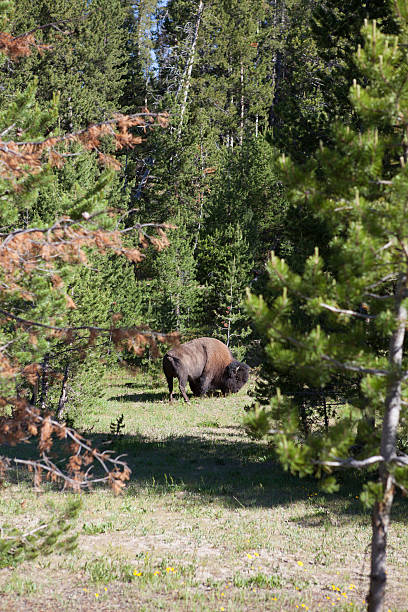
[188,378,201,397]
[165,372,174,402]
[178,373,190,403]
[163,355,176,402]
[197,373,212,396]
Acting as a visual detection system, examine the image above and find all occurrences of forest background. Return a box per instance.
[2,1,408,610]
[1,0,394,408]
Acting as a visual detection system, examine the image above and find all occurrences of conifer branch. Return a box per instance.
[0,308,179,353]
[314,455,384,468]
[0,405,131,492]
[12,112,168,147]
[319,303,376,320]
[280,332,389,377]
[314,454,408,468]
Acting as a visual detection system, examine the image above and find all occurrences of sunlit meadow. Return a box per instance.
[0,370,407,611]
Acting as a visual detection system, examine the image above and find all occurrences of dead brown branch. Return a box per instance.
[0,401,132,493]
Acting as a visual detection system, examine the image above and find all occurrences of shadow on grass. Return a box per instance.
[123,381,150,389]
[2,430,407,523]
[109,392,168,403]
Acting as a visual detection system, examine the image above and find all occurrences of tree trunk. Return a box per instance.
[39,353,49,412]
[57,362,69,420]
[322,393,328,433]
[177,0,204,136]
[367,273,407,611]
[193,136,205,253]
[368,475,395,611]
[269,0,286,133]
[240,61,244,146]
[30,374,39,407]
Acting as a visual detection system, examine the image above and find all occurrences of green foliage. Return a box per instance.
[247,1,408,502]
[311,0,396,132]
[0,498,80,568]
[160,0,277,141]
[233,572,282,589]
[197,223,252,354]
[110,413,126,437]
[269,0,329,159]
[85,555,135,583]
[360,481,384,509]
[148,216,202,334]
[1,0,130,129]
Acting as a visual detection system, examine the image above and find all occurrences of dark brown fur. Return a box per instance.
[163,337,250,402]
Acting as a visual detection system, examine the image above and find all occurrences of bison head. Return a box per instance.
[222,360,250,394]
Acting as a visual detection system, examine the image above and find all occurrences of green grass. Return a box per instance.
[0,369,407,611]
[2,575,40,596]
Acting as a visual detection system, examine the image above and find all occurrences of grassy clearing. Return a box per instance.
[1,370,407,611]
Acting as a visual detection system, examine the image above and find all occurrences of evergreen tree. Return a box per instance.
[149,215,201,335]
[120,0,161,111]
[0,0,173,493]
[158,0,277,143]
[246,4,408,609]
[0,0,151,399]
[197,224,253,355]
[2,0,130,129]
[311,0,396,130]
[267,0,328,158]
[203,137,292,265]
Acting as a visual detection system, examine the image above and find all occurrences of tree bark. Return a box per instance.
[177,0,204,136]
[368,475,395,611]
[367,272,407,611]
[39,353,49,412]
[322,393,328,433]
[240,61,244,146]
[57,362,69,420]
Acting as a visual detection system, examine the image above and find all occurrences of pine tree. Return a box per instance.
[149,215,201,335]
[197,224,253,356]
[159,0,277,143]
[120,0,161,111]
[1,0,130,129]
[311,0,396,130]
[0,0,173,493]
[246,4,408,609]
[264,0,328,159]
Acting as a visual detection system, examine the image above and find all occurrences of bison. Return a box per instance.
[163,337,250,402]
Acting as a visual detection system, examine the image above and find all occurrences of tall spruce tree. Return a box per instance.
[0,0,176,495]
[120,0,161,111]
[2,0,129,129]
[311,0,396,130]
[246,4,408,609]
[149,215,201,335]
